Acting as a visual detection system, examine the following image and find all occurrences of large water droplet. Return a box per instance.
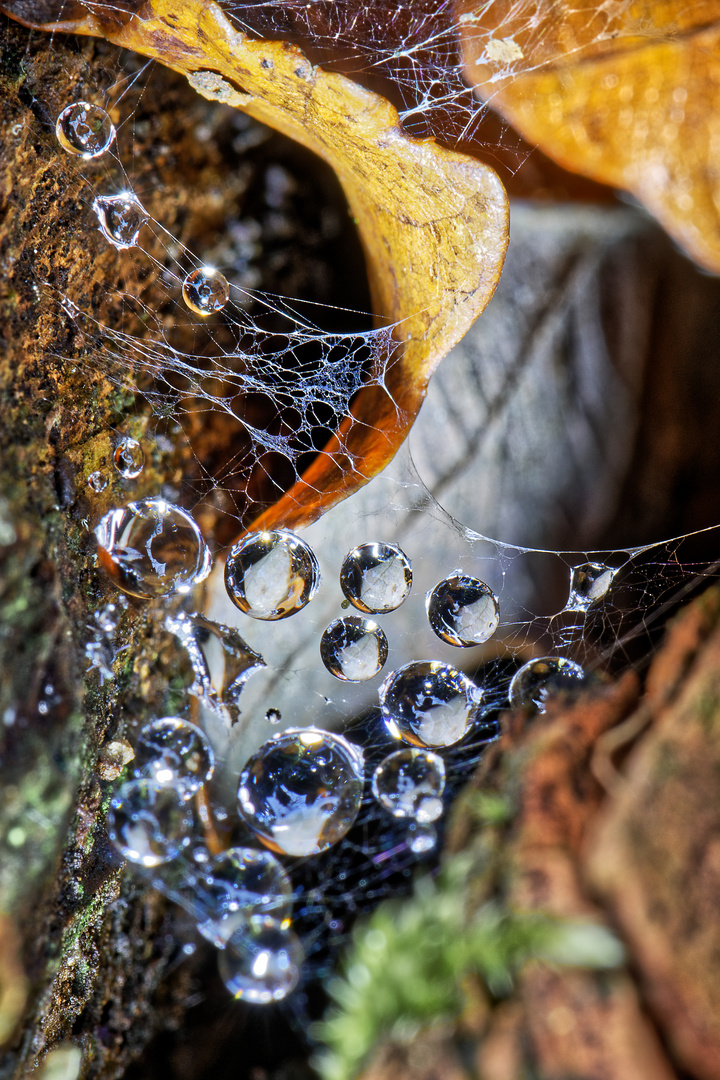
[238,728,364,856]
[225,529,320,620]
[134,717,214,799]
[95,497,212,599]
[166,612,265,722]
[380,660,482,748]
[219,916,303,1003]
[113,436,144,479]
[320,616,388,681]
[182,266,230,315]
[107,779,191,866]
[426,573,500,647]
[508,656,586,712]
[372,748,445,822]
[567,562,616,611]
[56,102,115,158]
[340,542,412,614]
[197,846,293,946]
[93,192,148,249]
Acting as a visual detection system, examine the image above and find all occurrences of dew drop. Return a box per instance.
[182,266,230,315]
[95,497,212,599]
[340,542,412,614]
[93,192,148,249]
[407,821,437,854]
[225,529,320,620]
[56,102,115,158]
[107,778,191,866]
[508,656,586,713]
[113,436,144,479]
[87,470,108,493]
[567,562,616,611]
[380,660,482,748]
[219,915,303,1003]
[134,717,214,799]
[320,616,388,681]
[426,573,500,647]
[371,748,445,822]
[266,708,281,725]
[238,728,364,856]
[197,847,293,946]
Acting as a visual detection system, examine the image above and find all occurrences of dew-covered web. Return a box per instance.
[19,2,720,1049]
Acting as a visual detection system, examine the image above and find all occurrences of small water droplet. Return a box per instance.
[134,717,214,799]
[380,660,482,748]
[166,612,265,722]
[372,748,445,822]
[225,529,320,620]
[113,436,144,479]
[508,656,586,713]
[197,846,293,945]
[95,497,212,599]
[182,266,230,315]
[87,470,107,493]
[219,915,303,1003]
[107,778,192,866]
[56,102,115,158]
[238,728,364,856]
[320,616,388,681]
[426,574,500,647]
[407,821,436,854]
[266,708,281,724]
[567,562,616,610]
[340,542,412,614]
[93,192,148,249]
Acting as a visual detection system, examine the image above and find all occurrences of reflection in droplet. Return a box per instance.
[372,748,445,822]
[219,916,303,1003]
[380,660,482,748]
[95,497,212,599]
[567,562,616,611]
[509,656,586,713]
[238,728,364,856]
[166,612,265,722]
[182,266,230,315]
[107,779,191,866]
[320,616,388,681]
[134,717,214,799]
[197,847,293,946]
[340,542,412,614]
[93,192,148,249]
[87,470,107,493]
[56,102,115,158]
[426,573,500,647]
[225,529,320,620]
[113,436,144,479]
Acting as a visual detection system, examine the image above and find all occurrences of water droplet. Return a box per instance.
[107,779,191,866]
[134,717,214,799]
[380,660,482,748]
[320,616,388,681]
[340,542,412,614]
[371,748,445,822]
[225,529,320,620]
[55,102,115,158]
[182,266,230,315]
[87,470,107,493]
[197,846,293,945]
[93,192,148,249]
[95,497,212,599]
[567,562,616,610]
[219,916,303,1003]
[426,574,500,647]
[238,728,364,856]
[508,656,586,713]
[113,436,144,479]
[166,612,265,722]
[407,821,436,854]
[266,708,281,724]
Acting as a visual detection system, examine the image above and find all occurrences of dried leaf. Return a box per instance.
[458,0,720,273]
[3,0,509,531]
